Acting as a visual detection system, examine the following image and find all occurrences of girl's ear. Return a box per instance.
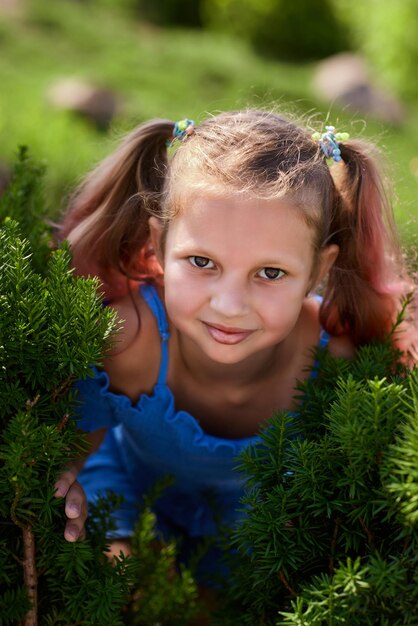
[148,216,165,266]
[311,244,339,289]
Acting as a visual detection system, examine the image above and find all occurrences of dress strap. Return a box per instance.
[139,283,170,385]
[309,328,331,380]
[318,328,331,349]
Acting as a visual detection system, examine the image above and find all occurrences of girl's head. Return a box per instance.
[163,110,333,253]
[61,108,414,349]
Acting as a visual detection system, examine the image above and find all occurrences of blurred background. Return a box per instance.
[0,0,417,246]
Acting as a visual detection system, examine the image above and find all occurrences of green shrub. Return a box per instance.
[0,150,202,624]
[124,478,203,626]
[203,0,350,61]
[0,154,135,624]
[0,147,51,275]
[213,326,418,625]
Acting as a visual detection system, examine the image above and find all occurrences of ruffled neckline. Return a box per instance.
[90,366,262,454]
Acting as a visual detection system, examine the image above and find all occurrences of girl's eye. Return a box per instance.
[189,256,214,269]
[258,267,285,281]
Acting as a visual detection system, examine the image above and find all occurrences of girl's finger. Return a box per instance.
[64,483,88,542]
[64,517,87,542]
[65,481,88,520]
[54,465,79,498]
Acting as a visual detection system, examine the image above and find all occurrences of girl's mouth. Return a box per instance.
[202,322,255,345]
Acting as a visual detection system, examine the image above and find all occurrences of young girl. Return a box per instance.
[55,109,416,572]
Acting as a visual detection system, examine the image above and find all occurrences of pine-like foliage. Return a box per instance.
[124,478,203,626]
[0,147,51,275]
[214,337,418,626]
[0,155,137,625]
[0,152,203,626]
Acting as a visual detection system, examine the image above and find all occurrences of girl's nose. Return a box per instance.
[210,279,250,318]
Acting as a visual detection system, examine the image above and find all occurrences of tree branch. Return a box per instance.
[22,526,38,626]
[25,394,40,411]
[51,374,75,403]
[329,517,340,573]
[57,413,69,432]
[278,570,297,597]
[358,516,374,547]
[12,486,37,625]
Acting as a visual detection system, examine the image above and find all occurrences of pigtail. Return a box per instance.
[60,119,174,297]
[320,140,411,346]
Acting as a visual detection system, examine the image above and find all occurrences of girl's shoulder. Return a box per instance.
[107,293,143,355]
[107,284,161,355]
[100,284,163,400]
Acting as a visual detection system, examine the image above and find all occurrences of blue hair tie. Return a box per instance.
[312,126,349,163]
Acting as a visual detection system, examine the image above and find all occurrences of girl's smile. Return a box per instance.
[150,192,336,370]
[202,321,256,345]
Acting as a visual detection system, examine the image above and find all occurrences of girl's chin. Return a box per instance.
[196,336,263,366]
[179,330,252,363]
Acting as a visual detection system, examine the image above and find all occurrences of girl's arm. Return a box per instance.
[54,290,151,541]
[54,428,107,542]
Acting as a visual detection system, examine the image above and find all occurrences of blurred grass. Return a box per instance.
[0,0,416,245]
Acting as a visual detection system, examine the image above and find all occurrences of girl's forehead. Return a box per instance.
[166,192,317,261]
[169,180,318,224]
[172,190,310,229]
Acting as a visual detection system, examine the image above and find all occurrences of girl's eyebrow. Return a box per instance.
[171,242,214,256]
[174,245,302,270]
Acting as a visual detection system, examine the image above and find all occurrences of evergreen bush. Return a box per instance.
[213,327,418,625]
[124,478,203,626]
[0,147,51,276]
[0,150,138,624]
[0,149,203,625]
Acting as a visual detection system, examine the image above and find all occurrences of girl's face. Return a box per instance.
[150,192,337,366]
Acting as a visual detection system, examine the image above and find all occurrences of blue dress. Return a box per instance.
[75,284,330,549]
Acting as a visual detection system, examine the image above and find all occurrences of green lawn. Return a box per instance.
[0,0,417,244]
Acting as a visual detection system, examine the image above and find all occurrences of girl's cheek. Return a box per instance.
[166,263,206,295]
[164,270,199,314]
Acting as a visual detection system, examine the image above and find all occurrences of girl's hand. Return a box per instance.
[54,463,88,542]
[54,429,106,541]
